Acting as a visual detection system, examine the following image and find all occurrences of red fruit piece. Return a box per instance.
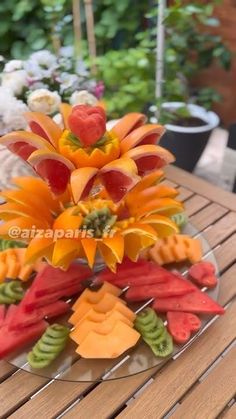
[153,289,225,315]
[125,274,195,301]
[68,105,106,147]
[0,320,48,359]
[0,305,6,328]
[40,300,70,319]
[167,311,201,344]
[189,261,217,288]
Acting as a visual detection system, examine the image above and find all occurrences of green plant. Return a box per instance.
[97,0,232,118]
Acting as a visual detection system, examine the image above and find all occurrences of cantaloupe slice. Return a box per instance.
[69,293,126,326]
[72,282,122,311]
[76,321,140,358]
[70,312,133,345]
[75,303,135,328]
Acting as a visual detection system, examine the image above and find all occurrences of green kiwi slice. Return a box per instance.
[135,308,156,327]
[143,319,165,341]
[47,324,70,339]
[150,332,173,358]
[36,340,64,354]
[41,334,67,346]
[27,352,51,369]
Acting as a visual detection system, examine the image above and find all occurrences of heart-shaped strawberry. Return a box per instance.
[68,105,106,147]
[167,311,201,344]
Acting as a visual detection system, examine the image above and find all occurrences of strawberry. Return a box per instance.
[68,105,106,147]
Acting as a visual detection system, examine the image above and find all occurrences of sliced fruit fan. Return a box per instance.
[0,104,224,377]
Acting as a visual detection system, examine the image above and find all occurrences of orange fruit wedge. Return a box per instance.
[81,238,97,268]
[12,177,62,214]
[135,198,183,218]
[111,112,146,141]
[0,216,49,240]
[98,234,124,272]
[141,214,179,238]
[59,103,72,129]
[121,223,157,261]
[0,202,46,221]
[125,170,164,198]
[120,124,165,154]
[28,150,75,195]
[70,167,99,203]
[122,144,175,175]
[25,236,54,265]
[24,112,63,148]
[0,131,55,160]
[126,184,179,214]
[99,158,140,202]
[52,238,81,269]
[53,207,83,231]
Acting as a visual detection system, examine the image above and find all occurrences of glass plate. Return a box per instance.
[5,223,220,382]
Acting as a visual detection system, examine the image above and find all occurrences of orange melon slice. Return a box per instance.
[120,124,165,154]
[122,144,175,175]
[24,111,63,148]
[70,312,133,345]
[69,293,126,326]
[28,150,75,195]
[135,198,183,218]
[111,113,146,140]
[76,321,140,358]
[70,167,99,203]
[0,131,55,160]
[73,281,122,310]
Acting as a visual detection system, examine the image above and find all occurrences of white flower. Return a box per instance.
[1,70,28,96]
[4,60,23,72]
[29,50,58,69]
[59,73,79,93]
[70,90,98,106]
[0,87,28,135]
[27,89,61,115]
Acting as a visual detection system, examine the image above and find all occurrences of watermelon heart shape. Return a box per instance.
[167,311,202,344]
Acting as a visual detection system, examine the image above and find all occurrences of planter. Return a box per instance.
[160,102,220,172]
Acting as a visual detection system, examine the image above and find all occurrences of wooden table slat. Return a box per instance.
[171,347,236,419]
[184,195,210,217]
[177,186,194,202]
[203,211,236,248]
[165,165,236,211]
[0,361,17,383]
[222,402,236,419]
[190,203,228,232]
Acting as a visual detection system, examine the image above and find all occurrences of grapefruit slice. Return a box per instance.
[12,177,61,213]
[28,150,75,195]
[120,124,165,154]
[60,103,72,129]
[136,198,183,218]
[0,131,55,160]
[99,158,140,202]
[123,144,175,175]
[24,112,63,148]
[141,214,179,238]
[111,113,146,141]
[70,167,99,203]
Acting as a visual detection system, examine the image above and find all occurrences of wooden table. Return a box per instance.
[1,165,236,419]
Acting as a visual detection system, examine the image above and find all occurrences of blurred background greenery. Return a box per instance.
[0,0,232,118]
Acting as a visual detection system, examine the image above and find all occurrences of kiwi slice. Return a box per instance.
[27,352,51,369]
[47,324,70,339]
[33,346,56,361]
[143,320,165,341]
[41,334,67,346]
[150,332,173,358]
[135,308,156,327]
[36,340,64,354]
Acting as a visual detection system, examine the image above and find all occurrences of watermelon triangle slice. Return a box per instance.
[0,305,6,328]
[125,273,195,301]
[153,289,225,315]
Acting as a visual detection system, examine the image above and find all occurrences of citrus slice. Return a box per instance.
[125,170,164,198]
[98,234,124,272]
[111,113,146,141]
[120,124,165,154]
[0,202,45,221]
[28,150,75,195]
[0,217,49,240]
[136,198,183,218]
[12,177,61,213]
[123,144,175,175]
[24,112,63,148]
[25,237,54,265]
[70,167,99,203]
[141,214,179,238]
[52,239,81,269]
[59,103,72,129]
[0,131,55,160]
[81,238,97,268]
[53,207,83,231]
[122,223,157,261]
[99,158,140,202]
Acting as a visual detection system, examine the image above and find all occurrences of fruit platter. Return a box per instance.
[0,104,224,382]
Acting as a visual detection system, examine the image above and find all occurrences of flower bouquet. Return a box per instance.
[0,102,224,371]
[0,49,103,135]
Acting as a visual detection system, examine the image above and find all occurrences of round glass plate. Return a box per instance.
[5,223,220,382]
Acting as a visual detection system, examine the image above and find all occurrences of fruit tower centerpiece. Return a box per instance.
[0,104,224,366]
